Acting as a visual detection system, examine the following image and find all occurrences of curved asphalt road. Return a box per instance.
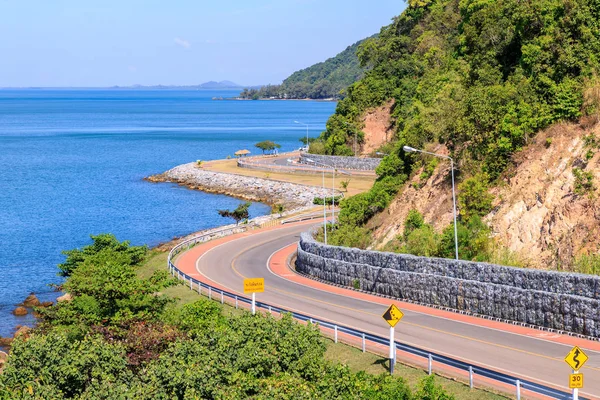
[192,223,600,398]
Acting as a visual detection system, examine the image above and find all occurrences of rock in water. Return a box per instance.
[13,326,31,339]
[21,293,41,307]
[40,301,53,307]
[12,307,27,316]
[0,337,13,347]
[56,293,73,303]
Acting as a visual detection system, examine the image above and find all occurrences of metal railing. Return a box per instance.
[168,230,584,400]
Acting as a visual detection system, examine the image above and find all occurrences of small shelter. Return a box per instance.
[235,149,251,157]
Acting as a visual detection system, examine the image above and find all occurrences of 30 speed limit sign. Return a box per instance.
[569,373,584,389]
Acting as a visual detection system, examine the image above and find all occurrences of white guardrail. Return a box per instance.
[167,226,584,400]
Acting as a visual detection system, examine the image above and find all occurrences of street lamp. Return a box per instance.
[403,146,459,260]
[294,120,309,151]
[301,157,328,244]
[306,159,350,231]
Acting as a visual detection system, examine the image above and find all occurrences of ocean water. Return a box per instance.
[0,89,335,338]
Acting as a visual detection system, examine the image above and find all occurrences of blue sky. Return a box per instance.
[0,0,405,87]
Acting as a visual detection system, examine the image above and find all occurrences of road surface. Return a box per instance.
[181,222,600,398]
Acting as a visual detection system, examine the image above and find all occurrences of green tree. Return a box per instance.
[218,202,251,225]
[254,140,281,154]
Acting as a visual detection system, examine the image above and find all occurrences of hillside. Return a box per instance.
[239,37,370,100]
[319,0,600,271]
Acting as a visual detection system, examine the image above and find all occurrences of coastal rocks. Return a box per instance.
[148,163,334,209]
[41,301,53,307]
[0,337,12,347]
[0,351,7,374]
[56,293,73,303]
[12,307,27,316]
[21,293,41,307]
[14,326,31,339]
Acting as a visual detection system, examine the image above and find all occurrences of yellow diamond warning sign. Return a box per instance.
[564,346,589,371]
[382,304,404,327]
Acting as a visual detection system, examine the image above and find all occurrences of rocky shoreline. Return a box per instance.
[146,162,336,209]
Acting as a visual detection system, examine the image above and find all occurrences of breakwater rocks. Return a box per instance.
[147,162,333,208]
[299,154,381,171]
[296,231,600,338]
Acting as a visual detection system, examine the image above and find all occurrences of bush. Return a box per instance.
[574,253,600,275]
[438,216,491,261]
[573,168,595,196]
[58,233,147,277]
[328,225,371,249]
[404,225,439,257]
[313,195,343,205]
[403,209,425,241]
[458,174,494,220]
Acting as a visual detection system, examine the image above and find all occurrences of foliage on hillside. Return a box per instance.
[323,0,600,259]
[0,236,455,399]
[239,37,369,100]
[318,0,600,162]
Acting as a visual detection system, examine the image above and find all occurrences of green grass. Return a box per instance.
[139,250,508,399]
[324,340,508,400]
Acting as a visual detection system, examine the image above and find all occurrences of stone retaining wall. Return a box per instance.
[296,232,600,337]
[300,154,381,171]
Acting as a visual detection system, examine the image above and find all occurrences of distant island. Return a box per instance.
[109,81,258,90]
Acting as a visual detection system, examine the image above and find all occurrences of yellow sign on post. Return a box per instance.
[569,373,584,389]
[382,304,404,328]
[244,278,264,293]
[564,346,589,371]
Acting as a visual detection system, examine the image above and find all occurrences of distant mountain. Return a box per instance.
[239,36,372,100]
[198,80,242,89]
[108,81,243,90]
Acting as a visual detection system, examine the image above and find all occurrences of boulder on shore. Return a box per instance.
[41,301,53,307]
[0,350,7,373]
[12,307,27,316]
[0,337,13,347]
[14,326,31,339]
[21,293,41,307]
[56,293,73,303]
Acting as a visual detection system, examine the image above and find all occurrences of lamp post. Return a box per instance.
[294,120,309,151]
[305,159,350,231]
[403,146,459,260]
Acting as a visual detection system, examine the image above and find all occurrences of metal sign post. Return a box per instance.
[382,304,404,375]
[389,326,395,373]
[251,292,256,315]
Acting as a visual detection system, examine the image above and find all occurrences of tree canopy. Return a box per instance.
[254,140,281,154]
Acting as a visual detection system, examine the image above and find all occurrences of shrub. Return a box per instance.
[404,225,439,257]
[458,174,494,220]
[313,195,343,205]
[403,209,425,241]
[438,216,491,262]
[573,168,595,196]
[328,225,371,249]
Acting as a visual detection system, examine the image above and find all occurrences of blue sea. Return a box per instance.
[0,89,335,338]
